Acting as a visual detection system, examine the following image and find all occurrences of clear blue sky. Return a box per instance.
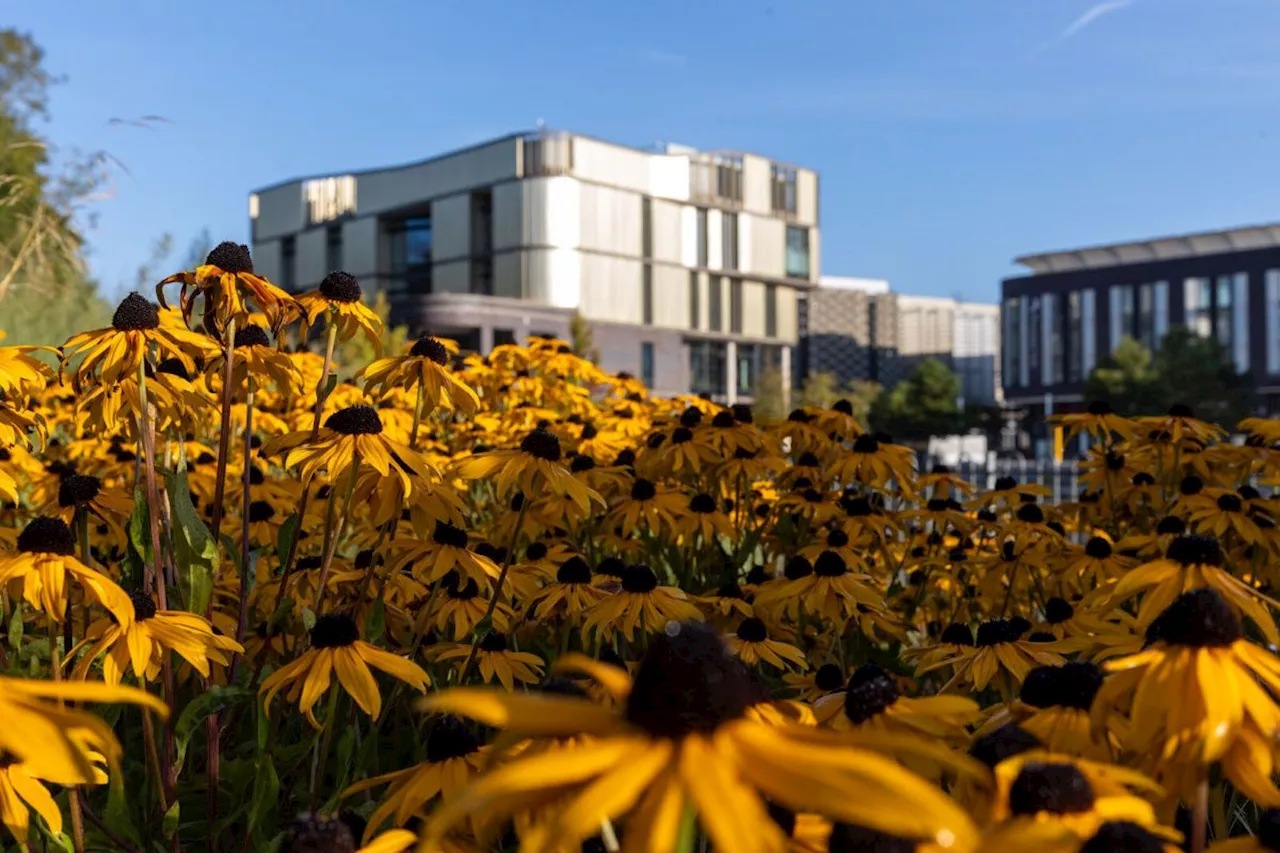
[12,0,1280,302]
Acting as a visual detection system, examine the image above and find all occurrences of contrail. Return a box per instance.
[1032,0,1135,56]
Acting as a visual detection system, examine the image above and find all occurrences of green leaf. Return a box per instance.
[323,726,358,812]
[173,686,251,776]
[163,799,180,839]
[7,604,21,651]
[366,598,385,644]
[105,766,140,843]
[301,607,316,632]
[276,513,300,568]
[247,755,279,837]
[165,453,217,614]
[127,486,152,567]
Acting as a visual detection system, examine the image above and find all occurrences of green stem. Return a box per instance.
[209,317,238,559]
[456,498,529,684]
[674,804,698,853]
[314,453,362,613]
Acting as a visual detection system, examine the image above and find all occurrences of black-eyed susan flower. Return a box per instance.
[917,618,1064,695]
[1092,588,1280,803]
[728,617,807,671]
[784,661,847,702]
[754,551,881,624]
[71,591,242,685]
[832,433,916,493]
[522,556,606,623]
[0,342,54,398]
[297,270,383,349]
[432,632,544,690]
[813,664,980,743]
[0,516,134,625]
[993,662,1113,760]
[157,241,298,336]
[673,491,735,544]
[453,427,600,512]
[422,622,978,853]
[204,323,300,394]
[62,293,217,393]
[424,571,512,641]
[0,752,75,849]
[1060,535,1138,587]
[361,335,480,417]
[1052,400,1137,444]
[261,613,430,727]
[582,563,704,643]
[606,476,684,535]
[389,521,501,590]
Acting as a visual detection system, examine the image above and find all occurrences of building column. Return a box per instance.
[780,345,792,411]
[479,325,494,354]
[725,340,738,406]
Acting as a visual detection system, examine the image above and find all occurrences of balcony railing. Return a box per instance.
[522,132,573,177]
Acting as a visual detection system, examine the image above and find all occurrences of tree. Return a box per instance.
[1084,330,1254,423]
[751,368,881,424]
[0,29,111,344]
[569,312,599,363]
[869,358,963,442]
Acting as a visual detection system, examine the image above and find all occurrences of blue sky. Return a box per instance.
[12,0,1280,302]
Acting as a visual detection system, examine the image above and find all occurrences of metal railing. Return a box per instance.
[920,456,1085,505]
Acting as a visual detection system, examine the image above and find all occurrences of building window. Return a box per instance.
[453,328,482,354]
[280,236,296,293]
[470,190,493,295]
[326,224,343,275]
[1185,277,1213,338]
[640,342,655,387]
[641,197,652,259]
[689,271,700,329]
[737,344,757,397]
[709,278,723,332]
[493,329,516,348]
[642,265,653,325]
[1136,284,1153,348]
[386,214,433,294]
[771,165,798,214]
[715,156,743,202]
[1026,295,1040,379]
[785,226,810,279]
[1267,270,1280,374]
[689,340,727,397]
[764,284,777,337]
[722,213,738,271]
[1046,293,1065,384]
[1066,291,1082,382]
[1003,297,1021,387]
[729,279,743,334]
[1214,274,1234,351]
[696,208,708,267]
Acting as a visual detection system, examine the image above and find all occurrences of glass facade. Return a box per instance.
[641,342,655,387]
[690,340,727,397]
[386,215,433,294]
[785,226,810,279]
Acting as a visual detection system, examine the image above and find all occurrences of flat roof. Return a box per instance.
[1015,222,1280,274]
[819,275,890,293]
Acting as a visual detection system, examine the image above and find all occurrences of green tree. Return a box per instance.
[569,312,599,363]
[869,358,963,442]
[751,368,881,424]
[1085,336,1161,416]
[0,29,111,344]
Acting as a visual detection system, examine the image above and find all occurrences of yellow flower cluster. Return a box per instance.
[0,243,1279,852]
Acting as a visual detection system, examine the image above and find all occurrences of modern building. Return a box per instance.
[1001,223,1280,426]
[799,279,1000,406]
[247,130,820,401]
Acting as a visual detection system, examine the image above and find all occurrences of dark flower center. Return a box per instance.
[1009,763,1096,816]
[788,409,812,423]
[281,813,353,853]
[1165,534,1223,567]
[994,476,1017,491]
[432,522,469,548]
[731,404,753,424]
[620,564,659,594]
[1044,597,1074,624]
[669,426,693,445]
[827,528,849,547]
[926,498,948,512]
[813,551,847,577]
[325,405,383,436]
[578,423,598,440]
[630,479,657,501]
[1217,493,1244,513]
[711,411,736,428]
[827,823,915,853]
[111,292,161,332]
[625,622,753,738]
[130,591,158,621]
[784,556,813,580]
[1146,587,1240,647]
[409,336,448,364]
[569,454,595,472]
[940,623,974,646]
[735,617,768,643]
[17,516,76,556]
[1015,504,1045,524]
[234,325,271,349]
[1156,516,1186,536]
[525,542,548,561]
[539,676,589,698]
[842,495,872,516]
[1020,661,1103,711]
[1084,537,1112,559]
[801,488,824,503]
[976,619,1026,646]
[1105,451,1126,471]
[1180,475,1204,495]
[1168,402,1195,418]
[843,664,899,724]
[680,407,703,428]
[58,474,102,508]
[807,664,843,693]
[614,449,636,467]
[1131,472,1155,486]
[311,613,359,648]
[1258,809,1280,852]
[424,714,480,762]
[319,270,362,303]
[832,399,855,416]
[556,556,593,584]
[716,580,744,600]
[594,556,624,578]
[689,493,717,514]
[205,241,254,273]
[969,723,1042,768]
[1087,400,1113,415]
[733,447,757,460]
[1079,822,1167,853]
[297,556,324,571]
[440,570,479,599]
[248,500,276,523]
[852,435,879,453]
[520,428,562,462]
[478,631,507,652]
